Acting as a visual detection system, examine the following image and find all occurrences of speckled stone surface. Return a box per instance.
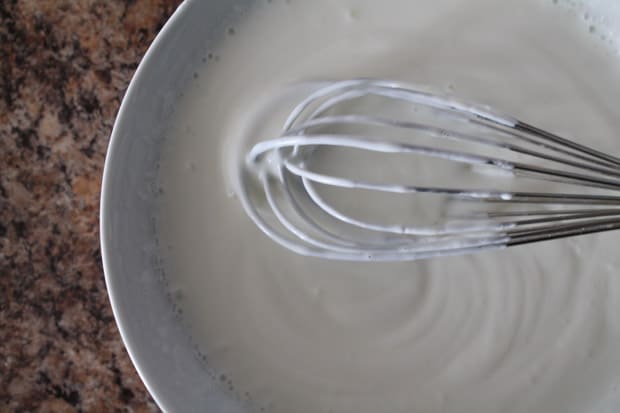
[1,1,182,411]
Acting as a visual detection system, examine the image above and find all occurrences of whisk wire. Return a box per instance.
[238,79,620,261]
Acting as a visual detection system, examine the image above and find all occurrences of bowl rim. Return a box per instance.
[99,1,190,410]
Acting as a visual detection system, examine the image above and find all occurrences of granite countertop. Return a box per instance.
[1,1,182,411]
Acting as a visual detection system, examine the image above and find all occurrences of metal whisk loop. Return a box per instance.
[237,79,620,261]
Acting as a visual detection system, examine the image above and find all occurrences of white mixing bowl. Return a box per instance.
[100,1,620,412]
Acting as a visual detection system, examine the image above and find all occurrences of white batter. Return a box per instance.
[158,0,620,411]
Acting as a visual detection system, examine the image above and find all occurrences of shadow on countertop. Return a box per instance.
[1,1,182,411]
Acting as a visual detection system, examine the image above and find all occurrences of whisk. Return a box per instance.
[237,79,620,261]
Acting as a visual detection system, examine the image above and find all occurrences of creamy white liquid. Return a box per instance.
[159,0,620,411]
